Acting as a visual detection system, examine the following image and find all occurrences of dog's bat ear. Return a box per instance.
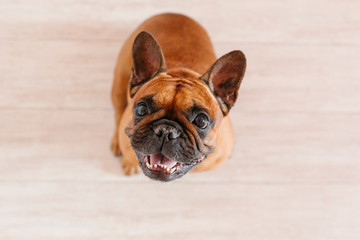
[200,50,246,115]
[130,31,167,97]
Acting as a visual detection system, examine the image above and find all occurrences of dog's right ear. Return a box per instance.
[130,31,167,97]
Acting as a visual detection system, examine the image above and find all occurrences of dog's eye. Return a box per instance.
[193,114,209,129]
[135,103,148,117]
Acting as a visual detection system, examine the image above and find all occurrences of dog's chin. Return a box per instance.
[135,152,205,182]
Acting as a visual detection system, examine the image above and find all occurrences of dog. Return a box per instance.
[111,13,246,181]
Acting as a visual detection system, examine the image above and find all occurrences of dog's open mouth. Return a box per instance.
[143,153,205,175]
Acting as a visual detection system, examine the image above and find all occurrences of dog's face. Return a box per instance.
[125,32,246,181]
[126,75,223,181]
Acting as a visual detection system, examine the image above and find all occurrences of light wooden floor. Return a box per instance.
[1,0,360,239]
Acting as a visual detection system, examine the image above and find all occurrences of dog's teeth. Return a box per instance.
[146,161,151,168]
[170,168,175,173]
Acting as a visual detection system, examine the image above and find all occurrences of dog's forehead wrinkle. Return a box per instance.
[143,77,212,109]
[138,94,155,102]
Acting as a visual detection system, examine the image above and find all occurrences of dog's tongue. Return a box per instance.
[150,153,177,168]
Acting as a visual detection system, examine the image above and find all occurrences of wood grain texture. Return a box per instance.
[0,0,359,239]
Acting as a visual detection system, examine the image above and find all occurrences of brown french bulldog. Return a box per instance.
[111,13,246,181]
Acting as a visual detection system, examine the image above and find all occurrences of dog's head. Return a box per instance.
[125,32,246,181]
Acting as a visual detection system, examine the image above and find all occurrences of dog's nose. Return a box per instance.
[153,124,181,140]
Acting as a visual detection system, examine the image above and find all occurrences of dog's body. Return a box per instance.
[111,13,246,181]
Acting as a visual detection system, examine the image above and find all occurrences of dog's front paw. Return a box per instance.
[111,134,122,156]
[121,158,140,176]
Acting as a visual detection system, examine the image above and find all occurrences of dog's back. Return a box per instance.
[112,13,217,107]
[137,13,217,73]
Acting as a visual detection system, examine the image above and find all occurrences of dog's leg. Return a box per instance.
[121,155,140,175]
[110,112,122,156]
[118,117,141,175]
[111,53,131,156]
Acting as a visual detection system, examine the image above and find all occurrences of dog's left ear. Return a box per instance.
[200,50,246,115]
[130,31,167,97]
